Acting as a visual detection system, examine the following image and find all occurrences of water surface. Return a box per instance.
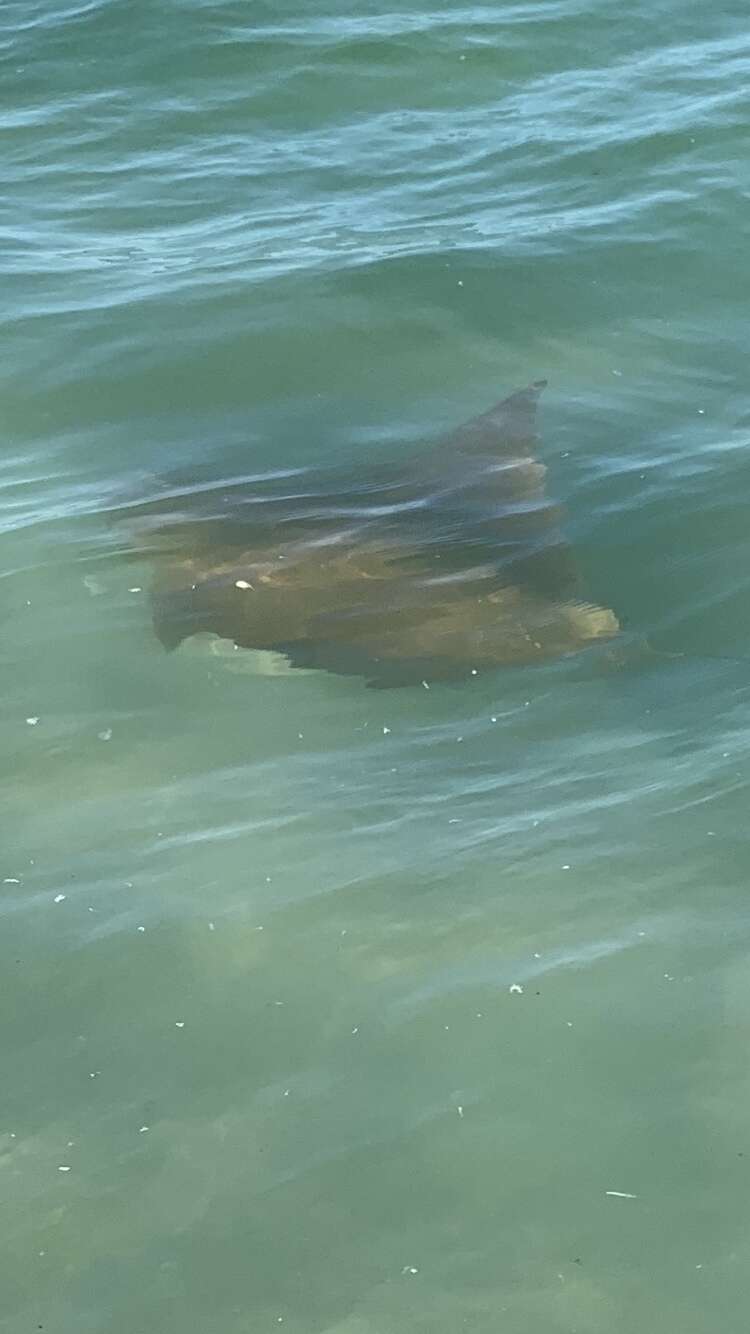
[3,2,750,1331]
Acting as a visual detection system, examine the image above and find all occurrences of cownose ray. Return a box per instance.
[121,381,619,687]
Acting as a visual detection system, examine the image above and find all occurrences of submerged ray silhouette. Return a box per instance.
[121,382,618,687]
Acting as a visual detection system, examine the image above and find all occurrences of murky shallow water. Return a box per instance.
[3,1,750,1330]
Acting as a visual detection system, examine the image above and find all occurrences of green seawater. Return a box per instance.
[3,2,750,1330]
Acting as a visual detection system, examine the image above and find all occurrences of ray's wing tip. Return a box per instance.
[502,377,547,405]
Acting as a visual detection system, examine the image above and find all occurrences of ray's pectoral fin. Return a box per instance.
[444,379,583,602]
[507,538,582,602]
[439,379,548,458]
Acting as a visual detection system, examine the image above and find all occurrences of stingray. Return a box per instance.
[119,381,619,687]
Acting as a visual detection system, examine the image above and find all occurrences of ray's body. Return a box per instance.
[123,382,618,687]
